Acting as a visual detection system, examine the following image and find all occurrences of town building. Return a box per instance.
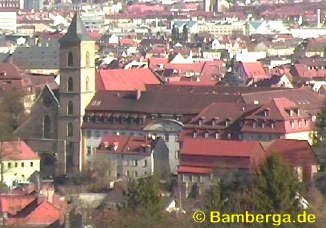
[0,141,40,186]
[95,134,170,179]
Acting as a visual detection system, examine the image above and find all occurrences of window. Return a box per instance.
[143,160,147,167]
[290,121,294,129]
[298,120,302,128]
[305,120,309,127]
[86,130,92,138]
[271,122,275,129]
[67,123,73,136]
[175,135,179,142]
[262,123,265,128]
[164,134,169,142]
[215,132,220,139]
[133,160,138,167]
[67,77,73,91]
[86,76,90,91]
[87,147,91,156]
[175,150,180,159]
[86,51,90,67]
[227,132,231,139]
[193,131,198,138]
[134,171,138,177]
[95,131,100,138]
[43,115,51,138]
[15,162,18,168]
[30,162,33,167]
[8,162,12,169]
[21,162,24,168]
[68,52,73,66]
[204,131,209,138]
[253,122,257,128]
[67,101,73,115]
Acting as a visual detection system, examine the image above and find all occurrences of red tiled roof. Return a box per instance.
[241,61,269,80]
[292,63,326,79]
[2,141,40,161]
[120,38,136,46]
[97,134,153,155]
[0,195,36,215]
[266,139,318,166]
[181,138,263,157]
[97,68,161,91]
[178,166,212,174]
[22,201,60,225]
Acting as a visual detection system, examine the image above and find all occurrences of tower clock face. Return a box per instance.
[43,96,52,107]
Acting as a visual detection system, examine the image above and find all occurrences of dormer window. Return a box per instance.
[271,122,275,129]
[227,132,231,139]
[199,117,205,125]
[193,130,198,138]
[225,119,231,127]
[204,131,209,139]
[215,132,221,139]
[298,120,302,128]
[305,119,309,127]
[212,117,219,126]
[290,121,294,129]
[253,121,257,128]
[264,109,269,117]
[289,110,293,117]
[262,122,265,128]
[312,115,317,122]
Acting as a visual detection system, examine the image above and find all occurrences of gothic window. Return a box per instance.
[43,115,51,138]
[68,52,73,66]
[86,76,90,91]
[67,101,73,115]
[67,77,73,91]
[67,122,73,136]
[86,51,90,67]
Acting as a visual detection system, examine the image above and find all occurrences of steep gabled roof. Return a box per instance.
[2,141,40,161]
[59,12,92,45]
[0,195,36,215]
[266,139,318,166]
[20,201,60,226]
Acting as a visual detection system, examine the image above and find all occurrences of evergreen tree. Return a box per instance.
[126,175,160,215]
[182,24,188,42]
[248,153,302,214]
[314,98,326,165]
[205,180,227,212]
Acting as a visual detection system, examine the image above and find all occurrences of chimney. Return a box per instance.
[317,9,321,28]
[136,89,141,100]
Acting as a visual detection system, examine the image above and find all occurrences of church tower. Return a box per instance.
[58,12,96,174]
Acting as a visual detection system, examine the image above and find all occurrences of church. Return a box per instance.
[16,12,97,176]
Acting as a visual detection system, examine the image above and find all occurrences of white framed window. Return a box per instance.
[290,121,294,129]
[298,120,302,128]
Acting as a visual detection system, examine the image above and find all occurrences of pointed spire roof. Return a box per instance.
[59,12,92,45]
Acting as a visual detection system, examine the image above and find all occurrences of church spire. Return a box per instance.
[59,11,92,45]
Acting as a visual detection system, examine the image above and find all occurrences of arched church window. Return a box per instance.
[68,52,73,66]
[67,101,73,115]
[86,76,90,91]
[67,122,73,137]
[43,115,51,138]
[67,77,73,92]
[86,51,90,67]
